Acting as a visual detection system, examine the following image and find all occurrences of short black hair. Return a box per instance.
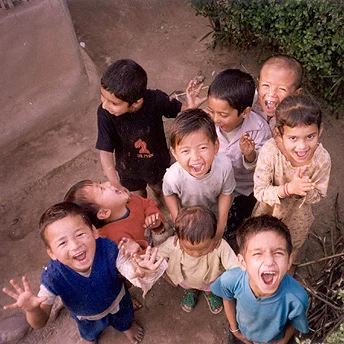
[101,59,147,105]
[175,205,217,244]
[64,180,105,229]
[170,109,217,149]
[260,55,303,89]
[236,215,293,256]
[39,202,93,247]
[276,94,322,135]
[208,69,255,115]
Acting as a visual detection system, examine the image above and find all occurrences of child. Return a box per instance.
[157,205,238,314]
[253,55,303,133]
[2,202,165,344]
[163,109,236,242]
[252,95,331,270]
[64,179,166,249]
[211,215,309,344]
[206,69,271,238]
[96,58,205,201]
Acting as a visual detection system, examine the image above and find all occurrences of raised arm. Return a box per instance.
[2,276,52,329]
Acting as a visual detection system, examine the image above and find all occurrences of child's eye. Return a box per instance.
[200,146,208,150]
[307,134,315,139]
[181,149,188,154]
[290,136,297,141]
[206,108,213,114]
[279,88,287,92]
[58,241,66,247]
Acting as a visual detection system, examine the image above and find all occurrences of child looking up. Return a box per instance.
[163,109,236,242]
[211,215,309,344]
[157,205,238,314]
[64,180,165,249]
[207,69,271,238]
[253,95,331,270]
[2,202,165,344]
[96,59,205,202]
[253,55,303,132]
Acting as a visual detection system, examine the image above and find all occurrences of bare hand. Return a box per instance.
[289,166,315,196]
[131,247,164,278]
[118,237,141,256]
[143,213,162,231]
[185,79,207,109]
[233,330,254,344]
[239,133,255,161]
[2,276,47,312]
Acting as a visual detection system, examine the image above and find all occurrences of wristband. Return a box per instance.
[229,328,240,333]
[284,183,290,197]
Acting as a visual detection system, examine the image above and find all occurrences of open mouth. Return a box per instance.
[73,251,86,262]
[295,151,308,158]
[264,100,277,111]
[261,271,276,286]
[190,163,203,174]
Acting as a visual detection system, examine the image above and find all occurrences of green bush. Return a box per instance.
[192,0,344,115]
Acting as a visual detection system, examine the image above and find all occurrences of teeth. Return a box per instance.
[262,271,275,275]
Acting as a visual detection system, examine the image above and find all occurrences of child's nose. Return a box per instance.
[264,253,274,265]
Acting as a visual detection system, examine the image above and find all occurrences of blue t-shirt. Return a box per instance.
[211,267,309,343]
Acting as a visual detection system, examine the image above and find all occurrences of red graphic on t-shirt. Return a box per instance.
[134,139,151,154]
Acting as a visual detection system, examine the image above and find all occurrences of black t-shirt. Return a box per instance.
[96,89,182,178]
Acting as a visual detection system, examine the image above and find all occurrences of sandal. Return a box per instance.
[204,292,223,314]
[181,289,199,313]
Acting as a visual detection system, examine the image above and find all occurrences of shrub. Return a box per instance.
[192,0,344,116]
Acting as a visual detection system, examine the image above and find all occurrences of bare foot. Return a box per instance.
[131,295,143,311]
[123,322,144,344]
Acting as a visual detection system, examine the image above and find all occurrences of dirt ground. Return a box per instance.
[0,0,343,343]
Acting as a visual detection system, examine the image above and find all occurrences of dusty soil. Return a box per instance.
[0,0,343,343]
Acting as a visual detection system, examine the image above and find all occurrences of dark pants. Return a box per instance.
[224,193,256,253]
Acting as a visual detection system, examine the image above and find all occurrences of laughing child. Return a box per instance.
[163,109,236,243]
[211,215,309,344]
[2,202,165,344]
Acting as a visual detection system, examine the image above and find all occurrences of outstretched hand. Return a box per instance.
[185,79,207,109]
[289,166,315,197]
[131,246,164,278]
[2,276,47,312]
[118,237,141,256]
[239,133,255,162]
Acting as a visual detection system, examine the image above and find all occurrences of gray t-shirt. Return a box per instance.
[163,153,236,217]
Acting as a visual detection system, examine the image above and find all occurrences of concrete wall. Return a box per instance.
[0,0,89,149]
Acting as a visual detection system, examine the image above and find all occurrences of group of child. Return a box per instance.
[3,55,331,344]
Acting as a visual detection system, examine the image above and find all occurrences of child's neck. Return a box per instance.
[108,205,129,222]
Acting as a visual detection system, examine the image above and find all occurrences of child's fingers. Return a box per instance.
[2,287,18,300]
[9,279,24,295]
[3,301,19,310]
[21,276,33,293]
[151,256,164,269]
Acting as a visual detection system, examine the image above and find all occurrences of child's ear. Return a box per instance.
[241,107,251,119]
[130,98,144,111]
[237,254,247,271]
[46,247,57,261]
[274,127,281,137]
[318,123,324,138]
[214,139,220,154]
[170,146,178,161]
[97,208,111,220]
[295,87,302,95]
[92,225,99,239]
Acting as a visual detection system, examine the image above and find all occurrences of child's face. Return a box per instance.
[258,65,300,118]
[207,96,248,133]
[238,231,292,298]
[46,215,99,273]
[179,237,214,257]
[100,87,134,116]
[171,129,219,178]
[280,124,322,166]
[84,181,129,210]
